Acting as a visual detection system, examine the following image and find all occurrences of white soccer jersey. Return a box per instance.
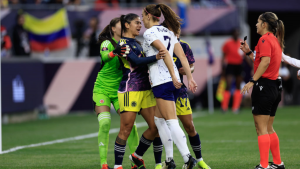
[142,25,181,87]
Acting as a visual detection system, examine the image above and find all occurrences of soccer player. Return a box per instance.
[281,52,300,80]
[113,13,166,169]
[134,4,197,169]
[221,29,244,113]
[93,17,139,169]
[172,29,211,169]
[240,12,285,169]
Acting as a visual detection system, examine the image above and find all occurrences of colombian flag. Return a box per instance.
[23,8,70,52]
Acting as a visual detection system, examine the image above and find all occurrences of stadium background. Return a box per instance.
[1,0,300,168]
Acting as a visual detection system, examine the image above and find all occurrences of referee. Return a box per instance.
[240,12,285,169]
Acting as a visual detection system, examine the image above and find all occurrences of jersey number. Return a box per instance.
[164,36,171,51]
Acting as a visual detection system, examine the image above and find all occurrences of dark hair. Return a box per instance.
[259,12,285,50]
[98,17,120,47]
[120,13,139,38]
[144,4,182,35]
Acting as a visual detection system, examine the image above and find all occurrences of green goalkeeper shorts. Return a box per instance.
[93,92,119,112]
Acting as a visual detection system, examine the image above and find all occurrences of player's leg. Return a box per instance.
[112,97,139,169]
[130,106,157,169]
[268,92,285,169]
[222,65,233,112]
[114,92,139,169]
[153,134,163,169]
[177,97,210,169]
[154,106,174,167]
[232,66,243,113]
[93,93,112,169]
[253,114,270,169]
[130,90,158,169]
[153,82,196,168]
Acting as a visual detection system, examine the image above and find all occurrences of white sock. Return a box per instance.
[114,165,122,168]
[166,119,191,163]
[154,116,173,162]
[197,158,203,163]
[134,152,142,159]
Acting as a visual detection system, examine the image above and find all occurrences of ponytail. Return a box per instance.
[259,12,285,50]
[277,20,285,50]
[145,4,182,35]
[98,17,120,48]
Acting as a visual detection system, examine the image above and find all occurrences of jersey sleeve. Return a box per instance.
[182,42,195,65]
[222,41,228,54]
[143,29,159,46]
[126,46,157,67]
[258,38,272,58]
[282,52,300,68]
[100,40,114,63]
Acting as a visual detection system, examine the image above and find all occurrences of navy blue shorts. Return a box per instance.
[152,82,180,102]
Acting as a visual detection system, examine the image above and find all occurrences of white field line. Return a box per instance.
[0,113,207,155]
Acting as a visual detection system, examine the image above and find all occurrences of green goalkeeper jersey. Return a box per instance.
[93,38,122,97]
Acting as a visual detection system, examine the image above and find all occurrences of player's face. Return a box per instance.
[128,17,142,37]
[113,21,122,37]
[141,11,149,29]
[256,18,264,35]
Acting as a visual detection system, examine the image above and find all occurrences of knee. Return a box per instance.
[99,119,111,133]
[184,124,196,136]
[120,123,134,137]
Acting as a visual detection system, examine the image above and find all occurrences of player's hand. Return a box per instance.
[156,49,166,60]
[113,43,130,57]
[241,82,254,94]
[172,77,182,89]
[188,78,197,93]
[240,40,250,54]
[179,68,186,75]
[297,70,300,80]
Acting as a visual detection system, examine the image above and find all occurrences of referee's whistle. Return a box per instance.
[241,36,247,45]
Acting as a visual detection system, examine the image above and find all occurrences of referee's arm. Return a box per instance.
[253,57,270,81]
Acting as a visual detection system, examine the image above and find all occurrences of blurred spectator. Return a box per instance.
[83,17,100,57]
[13,14,31,57]
[221,29,244,113]
[279,62,294,104]
[73,19,85,57]
[1,26,12,57]
[94,0,118,10]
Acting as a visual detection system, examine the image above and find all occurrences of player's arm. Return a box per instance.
[282,52,300,68]
[178,43,195,75]
[173,42,197,93]
[100,41,115,63]
[151,40,182,89]
[126,48,165,66]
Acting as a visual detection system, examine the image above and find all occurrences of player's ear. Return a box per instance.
[125,22,130,29]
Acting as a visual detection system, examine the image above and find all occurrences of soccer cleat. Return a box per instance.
[163,159,176,169]
[269,162,285,169]
[155,164,163,169]
[184,156,197,169]
[101,164,113,169]
[254,164,270,169]
[131,164,138,169]
[114,166,123,169]
[197,160,211,169]
[129,154,146,169]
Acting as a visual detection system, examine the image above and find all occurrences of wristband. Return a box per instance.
[109,51,116,58]
[249,77,257,83]
[246,50,253,56]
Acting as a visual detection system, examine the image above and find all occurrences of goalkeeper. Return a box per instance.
[92,17,138,169]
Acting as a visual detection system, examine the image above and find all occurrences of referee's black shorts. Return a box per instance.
[251,78,282,116]
[225,64,243,76]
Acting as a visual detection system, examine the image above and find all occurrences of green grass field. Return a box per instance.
[1,106,300,169]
